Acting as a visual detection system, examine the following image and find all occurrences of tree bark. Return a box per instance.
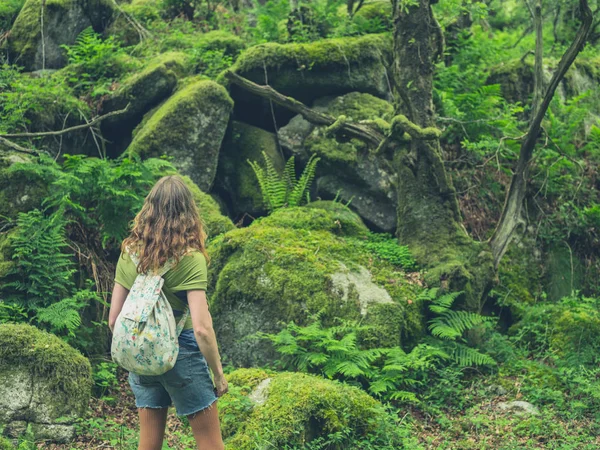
[490,0,593,267]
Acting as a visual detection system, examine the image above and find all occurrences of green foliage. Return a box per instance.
[249,152,320,212]
[261,317,449,405]
[4,208,76,307]
[357,232,416,270]
[0,64,89,134]
[0,0,24,32]
[420,288,496,366]
[91,361,119,401]
[61,27,135,97]
[511,293,600,367]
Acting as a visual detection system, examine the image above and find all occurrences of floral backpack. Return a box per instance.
[111,251,189,376]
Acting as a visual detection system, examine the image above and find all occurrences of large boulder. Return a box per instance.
[215,121,285,219]
[101,52,190,155]
[208,203,425,367]
[225,34,392,129]
[278,92,397,232]
[8,0,115,71]
[127,79,234,191]
[0,324,92,443]
[180,175,235,238]
[220,369,411,449]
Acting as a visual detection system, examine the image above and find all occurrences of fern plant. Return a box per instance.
[261,316,449,404]
[249,152,320,212]
[420,288,496,367]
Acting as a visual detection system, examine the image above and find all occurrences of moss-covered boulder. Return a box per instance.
[353,1,392,30]
[0,152,48,221]
[101,52,190,155]
[215,121,284,218]
[278,92,397,232]
[209,203,424,367]
[127,79,234,191]
[8,0,115,71]
[180,175,235,238]
[0,324,92,443]
[220,368,408,449]
[225,34,392,129]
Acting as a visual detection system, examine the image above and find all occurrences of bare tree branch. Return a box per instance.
[0,105,130,139]
[224,71,385,147]
[490,0,593,267]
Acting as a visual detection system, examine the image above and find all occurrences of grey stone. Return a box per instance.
[496,401,540,416]
[248,378,272,406]
[331,264,394,315]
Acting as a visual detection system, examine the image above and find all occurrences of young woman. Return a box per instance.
[108,175,228,450]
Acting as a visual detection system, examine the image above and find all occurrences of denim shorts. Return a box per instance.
[128,343,218,416]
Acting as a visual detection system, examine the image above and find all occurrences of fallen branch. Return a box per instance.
[0,105,130,139]
[224,71,385,148]
[0,136,40,156]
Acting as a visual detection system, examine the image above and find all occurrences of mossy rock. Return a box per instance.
[104,0,161,45]
[179,175,235,238]
[8,0,115,70]
[194,30,246,58]
[278,92,397,232]
[101,52,191,155]
[215,121,284,218]
[0,152,49,221]
[543,244,584,302]
[127,79,234,191]
[353,1,392,30]
[220,369,407,449]
[0,324,92,443]
[225,34,392,129]
[208,203,425,367]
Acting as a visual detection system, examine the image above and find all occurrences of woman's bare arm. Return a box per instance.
[188,289,228,396]
[108,283,129,332]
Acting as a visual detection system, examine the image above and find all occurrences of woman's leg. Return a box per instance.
[188,403,224,450]
[137,407,168,450]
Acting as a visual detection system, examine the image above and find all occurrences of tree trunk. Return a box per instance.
[392,0,494,309]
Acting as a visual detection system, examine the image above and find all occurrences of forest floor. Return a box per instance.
[38,370,600,450]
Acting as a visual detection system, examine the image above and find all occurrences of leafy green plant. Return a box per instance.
[249,152,320,212]
[92,361,119,401]
[420,288,496,366]
[4,208,76,308]
[358,232,416,270]
[261,317,448,404]
[61,27,133,97]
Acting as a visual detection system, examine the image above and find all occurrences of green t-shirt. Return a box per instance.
[114,251,208,330]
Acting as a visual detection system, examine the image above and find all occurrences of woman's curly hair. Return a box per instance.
[122,175,209,274]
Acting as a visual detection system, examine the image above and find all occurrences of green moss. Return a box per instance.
[224,371,403,449]
[223,34,392,105]
[209,204,425,366]
[127,79,233,159]
[217,121,283,216]
[0,153,51,220]
[0,324,92,416]
[0,231,16,279]
[258,202,368,237]
[178,175,234,238]
[230,34,390,74]
[304,92,393,171]
[226,368,272,393]
[354,1,392,25]
[196,30,246,57]
[102,52,190,132]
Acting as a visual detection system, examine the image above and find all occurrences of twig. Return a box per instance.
[0,105,130,139]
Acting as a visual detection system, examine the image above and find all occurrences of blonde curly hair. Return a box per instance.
[122,175,209,274]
